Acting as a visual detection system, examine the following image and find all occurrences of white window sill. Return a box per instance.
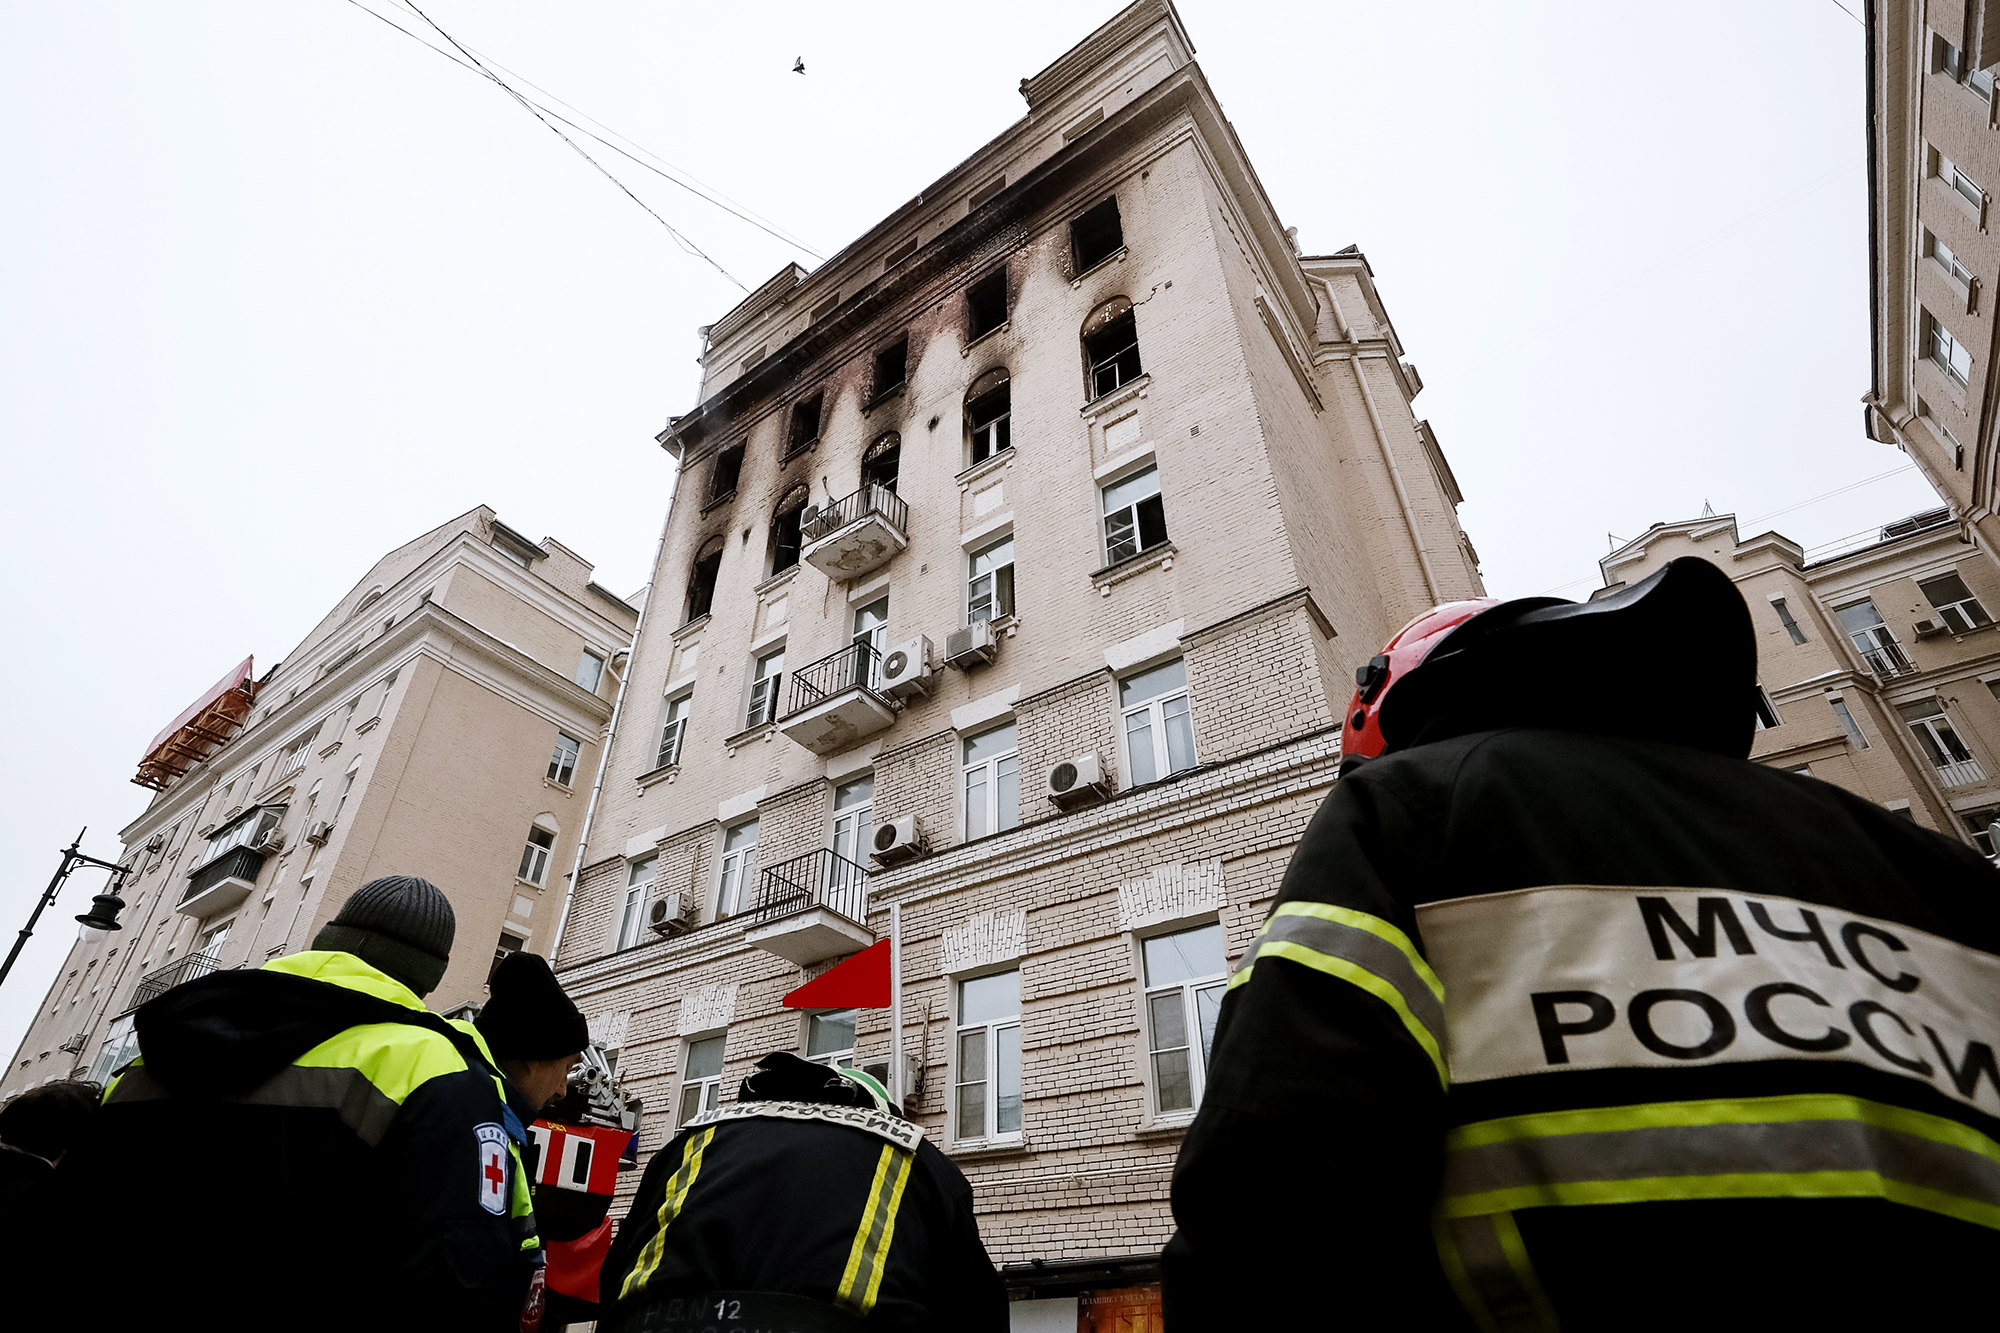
[636,763,681,792]
[1079,373,1152,421]
[1092,542,1177,594]
[948,1136,1029,1160]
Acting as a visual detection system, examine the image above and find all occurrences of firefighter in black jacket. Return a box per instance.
[59,876,541,1333]
[1165,557,2000,1331]
[601,1052,1006,1333]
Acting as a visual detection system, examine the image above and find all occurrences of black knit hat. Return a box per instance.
[477,951,589,1061]
[312,875,456,996]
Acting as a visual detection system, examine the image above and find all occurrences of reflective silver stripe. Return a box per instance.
[1442,1096,2000,1230]
[1249,910,1445,1043]
[105,1062,401,1146]
[1437,1214,1558,1333]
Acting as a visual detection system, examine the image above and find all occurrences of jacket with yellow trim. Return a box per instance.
[601,1105,1005,1332]
[1165,728,2000,1332]
[60,951,539,1333]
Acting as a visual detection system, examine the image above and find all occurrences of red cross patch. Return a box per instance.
[476,1123,510,1216]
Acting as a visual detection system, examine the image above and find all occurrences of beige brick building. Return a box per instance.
[1866,1,2000,561]
[549,2,1480,1321]
[1599,505,2000,850]
[2,506,638,1102]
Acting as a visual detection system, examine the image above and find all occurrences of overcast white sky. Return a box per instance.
[0,0,1938,1057]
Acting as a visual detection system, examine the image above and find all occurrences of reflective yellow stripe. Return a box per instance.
[836,1144,913,1315]
[1232,940,1448,1088]
[1265,901,1443,1001]
[620,1127,716,1300]
[1435,1213,1558,1332]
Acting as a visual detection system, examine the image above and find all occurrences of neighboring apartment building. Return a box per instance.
[1,507,638,1101]
[1865,2,2000,557]
[549,2,1481,1322]
[1598,505,2000,850]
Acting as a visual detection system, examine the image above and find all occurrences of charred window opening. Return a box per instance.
[1071,197,1124,273]
[872,338,909,401]
[967,271,1008,340]
[708,444,745,505]
[771,488,809,576]
[686,537,724,623]
[1083,297,1142,400]
[862,433,902,495]
[786,394,823,458]
[967,370,1011,465]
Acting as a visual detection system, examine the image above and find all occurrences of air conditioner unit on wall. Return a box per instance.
[944,621,998,670]
[648,891,695,936]
[871,816,927,867]
[1046,752,1111,810]
[879,636,934,699]
[305,822,333,847]
[1914,617,1949,640]
[143,835,166,855]
[254,828,286,854]
[860,1053,923,1105]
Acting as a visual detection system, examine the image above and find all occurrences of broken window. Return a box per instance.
[786,393,823,457]
[967,370,1011,465]
[872,337,909,401]
[862,433,901,495]
[685,537,724,623]
[771,488,808,575]
[708,444,745,505]
[967,270,1008,340]
[1071,196,1124,273]
[1083,297,1143,399]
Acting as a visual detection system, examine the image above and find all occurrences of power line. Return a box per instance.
[353,0,750,290]
[348,0,823,261]
[1827,0,1864,26]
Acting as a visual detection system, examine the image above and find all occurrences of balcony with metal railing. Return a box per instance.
[178,845,268,919]
[777,641,897,755]
[801,484,909,580]
[129,948,227,1008]
[1859,645,1917,683]
[1937,757,1988,788]
[744,848,873,965]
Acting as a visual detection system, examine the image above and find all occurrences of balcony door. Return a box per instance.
[829,776,875,878]
[853,599,888,689]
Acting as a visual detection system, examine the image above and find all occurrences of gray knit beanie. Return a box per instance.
[312,875,456,996]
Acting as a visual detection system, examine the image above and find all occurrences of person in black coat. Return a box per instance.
[1166,558,2000,1331]
[602,1052,1006,1333]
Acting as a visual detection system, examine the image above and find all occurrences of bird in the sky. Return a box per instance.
[792,57,805,74]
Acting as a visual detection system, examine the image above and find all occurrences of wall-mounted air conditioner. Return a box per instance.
[944,621,998,670]
[253,828,287,854]
[860,1053,923,1105]
[879,636,935,699]
[648,891,695,936]
[1914,617,1949,640]
[143,834,166,855]
[1046,752,1111,810]
[305,821,333,847]
[871,815,927,867]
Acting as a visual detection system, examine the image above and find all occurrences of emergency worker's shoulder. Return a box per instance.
[307,1018,478,1104]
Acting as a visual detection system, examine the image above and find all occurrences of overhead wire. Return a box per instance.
[348,0,751,290]
[348,0,823,261]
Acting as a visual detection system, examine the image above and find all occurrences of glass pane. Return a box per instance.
[997,755,1020,832]
[1153,1047,1193,1113]
[808,1009,857,1056]
[854,598,889,638]
[965,769,990,840]
[685,1035,726,1079]
[968,572,995,622]
[1836,601,1884,635]
[1937,720,1975,763]
[628,855,658,885]
[1119,658,1187,707]
[1164,695,1197,774]
[963,721,1019,766]
[996,1025,1022,1134]
[1137,493,1169,550]
[971,537,1014,578]
[1102,466,1160,515]
[703,1082,721,1113]
[994,563,1014,619]
[1105,509,1138,563]
[957,1075,987,1137]
[679,1082,705,1125]
[1144,924,1226,987]
[959,1027,988,1082]
[960,970,1020,1024]
[1126,709,1158,787]
[834,776,875,809]
[724,820,759,852]
[1149,990,1189,1050]
[1196,983,1224,1065]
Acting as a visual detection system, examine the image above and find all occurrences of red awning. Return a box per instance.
[133,657,259,790]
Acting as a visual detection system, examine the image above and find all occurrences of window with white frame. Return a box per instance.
[518,825,556,885]
[86,1015,140,1085]
[330,769,357,825]
[968,377,1011,464]
[576,651,606,693]
[372,671,398,719]
[955,970,1021,1141]
[1830,697,1870,749]
[1937,149,1986,210]
[1899,699,1984,784]
[1753,686,1780,730]
[1770,597,1809,646]
[616,855,656,950]
[805,1009,857,1067]
[280,727,319,779]
[548,732,581,786]
[1121,657,1197,786]
[968,537,1015,624]
[1919,571,1993,634]
[678,1034,726,1126]
[656,693,692,769]
[1102,465,1169,564]
[1963,809,2000,857]
[1143,923,1227,1115]
[715,819,759,919]
[1937,31,1967,80]
[829,776,874,879]
[1925,310,1974,385]
[1835,600,1912,676]
[962,721,1020,840]
[333,698,359,743]
[1928,231,1976,287]
[747,648,785,729]
[854,598,888,687]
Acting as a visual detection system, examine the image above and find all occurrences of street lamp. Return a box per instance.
[0,830,132,989]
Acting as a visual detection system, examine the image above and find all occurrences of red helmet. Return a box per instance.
[1341,599,1501,769]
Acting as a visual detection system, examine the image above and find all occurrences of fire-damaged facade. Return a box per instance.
[549,1,1482,1321]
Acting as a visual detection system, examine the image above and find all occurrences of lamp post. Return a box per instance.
[0,830,131,990]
